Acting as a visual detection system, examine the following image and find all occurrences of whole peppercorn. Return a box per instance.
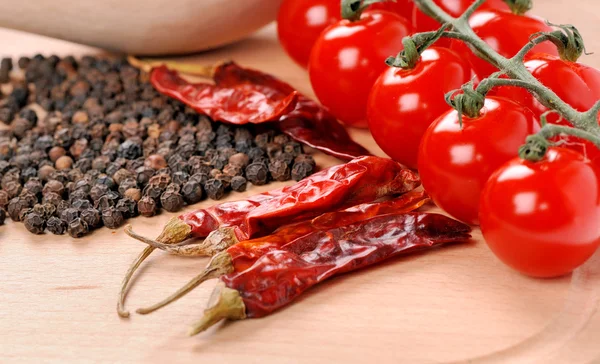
[4,181,23,198]
[38,165,56,181]
[181,180,203,204]
[164,183,181,194]
[171,171,189,186]
[49,147,67,162]
[273,134,290,145]
[60,207,79,223]
[19,208,34,222]
[204,178,226,200]
[229,153,250,168]
[72,110,89,124]
[275,152,295,166]
[89,184,109,202]
[142,184,163,202]
[23,178,43,197]
[190,172,209,186]
[113,168,133,185]
[118,139,142,159]
[8,195,35,221]
[94,191,119,211]
[72,179,92,194]
[148,173,171,189]
[124,188,142,202]
[118,177,138,196]
[116,197,137,218]
[69,139,88,159]
[43,179,65,197]
[266,142,282,160]
[24,212,45,234]
[92,156,110,172]
[283,142,303,157]
[254,133,270,148]
[245,162,269,186]
[68,218,89,238]
[46,216,66,235]
[95,174,116,190]
[135,166,155,186]
[72,199,92,212]
[291,159,316,181]
[42,192,62,207]
[102,207,124,229]
[56,200,70,216]
[137,196,157,217]
[0,208,6,225]
[229,175,247,192]
[49,170,69,185]
[160,190,184,212]
[0,190,9,208]
[80,208,101,228]
[55,155,73,170]
[222,163,243,177]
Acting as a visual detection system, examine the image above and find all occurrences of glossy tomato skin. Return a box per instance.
[412,0,509,33]
[277,0,340,68]
[368,47,472,169]
[418,97,540,225]
[480,148,600,278]
[492,53,600,165]
[277,0,414,68]
[451,10,558,78]
[309,11,412,128]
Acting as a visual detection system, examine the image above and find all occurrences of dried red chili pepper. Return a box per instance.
[117,156,420,317]
[189,212,471,335]
[126,190,429,314]
[149,61,370,160]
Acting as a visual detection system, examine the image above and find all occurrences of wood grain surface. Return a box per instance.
[1,2,600,363]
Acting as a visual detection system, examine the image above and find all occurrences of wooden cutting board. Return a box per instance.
[1,2,600,362]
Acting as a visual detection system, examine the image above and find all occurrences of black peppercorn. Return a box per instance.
[181,180,203,204]
[46,216,66,234]
[230,176,247,192]
[137,196,157,217]
[4,180,23,198]
[7,196,35,221]
[291,160,316,181]
[71,199,92,212]
[89,184,109,202]
[24,212,45,234]
[0,190,9,208]
[60,207,79,223]
[80,207,102,228]
[160,190,184,212]
[102,207,124,229]
[116,198,137,218]
[43,179,65,197]
[204,178,226,200]
[68,218,89,238]
[95,174,116,190]
[94,191,119,211]
[0,208,6,225]
[171,171,189,186]
[245,162,269,186]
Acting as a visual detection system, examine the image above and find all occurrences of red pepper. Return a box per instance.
[189,212,471,335]
[117,156,420,317]
[129,191,429,314]
[150,62,371,160]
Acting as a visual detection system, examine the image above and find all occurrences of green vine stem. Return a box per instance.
[402,0,600,160]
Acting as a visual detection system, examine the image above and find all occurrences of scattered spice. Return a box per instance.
[102,207,124,229]
[68,218,88,238]
[23,212,45,234]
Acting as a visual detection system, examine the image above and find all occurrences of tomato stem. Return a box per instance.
[409,0,600,159]
[341,0,395,21]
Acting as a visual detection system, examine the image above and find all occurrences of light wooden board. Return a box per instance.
[1,2,600,362]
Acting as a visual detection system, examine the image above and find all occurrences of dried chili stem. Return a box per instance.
[117,218,192,317]
[136,251,234,315]
[188,283,246,336]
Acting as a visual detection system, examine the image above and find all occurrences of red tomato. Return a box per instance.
[309,11,412,128]
[480,148,600,278]
[451,10,558,79]
[418,97,540,225]
[277,0,340,68]
[412,0,509,33]
[492,53,600,165]
[368,47,472,169]
[277,0,413,68]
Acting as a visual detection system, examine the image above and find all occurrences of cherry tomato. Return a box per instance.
[418,96,540,225]
[451,10,558,79]
[412,0,509,33]
[368,47,472,169]
[492,53,600,165]
[480,148,600,278]
[277,0,413,68]
[309,11,412,128]
[277,0,340,68]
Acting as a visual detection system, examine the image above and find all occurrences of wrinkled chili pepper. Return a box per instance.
[117,156,420,317]
[126,190,429,314]
[185,212,471,335]
[150,62,370,160]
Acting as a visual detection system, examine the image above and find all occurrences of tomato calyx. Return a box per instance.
[503,0,532,15]
[341,0,394,21]
[518,134,550,162]
[444,80,485,126]
[385,24,451,69]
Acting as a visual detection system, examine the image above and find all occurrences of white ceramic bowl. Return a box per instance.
[0,0,282,55]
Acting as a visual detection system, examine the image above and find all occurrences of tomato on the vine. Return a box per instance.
[418,96,540,225]
[368,47,472,169]
[480,148,600,278]
[412,0,509,33]
[277,0,413,68]
[309,10,412,128]
[277,0,340,68]
[451,10,558,78]
[492,53,600,165]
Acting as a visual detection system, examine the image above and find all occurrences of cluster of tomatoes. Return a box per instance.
[277,0,600,278]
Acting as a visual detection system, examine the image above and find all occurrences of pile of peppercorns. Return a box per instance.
[0,55,316,237]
